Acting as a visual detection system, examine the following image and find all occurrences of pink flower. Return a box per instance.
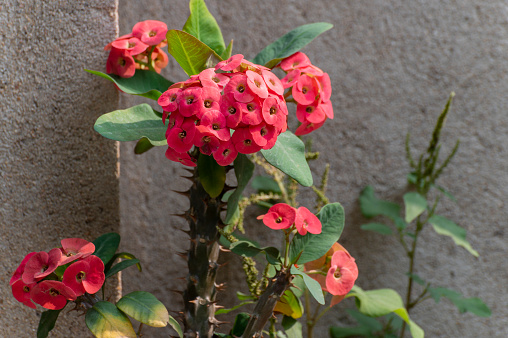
[166,118,197,153]
[225,74,254,103]
[292,75,318,105]
[193,126,220,155]
[240,99,263,125]
[232,128,262,154]
[10,252,36,286]
[152,47,169,73]
[281,69,301,89]
[213,140,238,166]
[199,68,229,89]
[31,280,76,310]
[11,280,37,309]
[294,119,326,136]
[262,96,288,130]
[22,248,62,284]
[59,238,95,265]
[261,70,284,96]
[215,54,244,72]
[249,123,276,148]
[295,207,322,235]
[280,52,311,71]
[325,251,359,296]
[200,110,231,141]
[158,88,181,114]
[198,87,221,118]
[246,70,268,99]
[257,203,296,230]
[220,93,243,129]
[178,87,203,117]
[62,255,105,296]
[165,148,196,167]
[111,37,148,55]
[296,101,326,124]
[106,48,136,78]
[132,20,168,46]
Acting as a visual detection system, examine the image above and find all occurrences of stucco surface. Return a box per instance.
[118,1,507,337]
[0,1,120,336]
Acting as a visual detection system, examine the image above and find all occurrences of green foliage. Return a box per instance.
[85,301,136,338]
[104,252,142,276]
[92,233,121,266]
[359,186,401,220]
[360,223,393,235]
[215,300,255,315]
[197,154,226,198]
[346,286,423,338]
[403,192,427,223]
[222,39,234,60]
[134,137,155,154]
[252,22,333,68]
[183,0,226,55]
[251,175,282,195]
[289,203,344,264]
[94,104,167,146]
[105,258,141,279]
[225,154,255,224]
[37,309,62,338]
[166,30,223,76]
[85,69,173,100]
[229,240,281,265]
[428,287,491,317]
[261,131,313,187]
[428,215,479,257]
[281,315,303,338]
[116,291,174,329]
[276,289,304,319]
[290,266,324,305]
[231,313,250,336]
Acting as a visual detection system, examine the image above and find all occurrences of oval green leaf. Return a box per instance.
[260,131,312,187]
[37,309,62,338]
[105,259,141,279]
[94,104,167,146]
[360,223,393,235]
[134,137,155,154]
[85,69,173,100]
[252,22,333,68]
[166,30,223,76]
[116,291,172,328]
[289,203,344,264]
[290,266,324,305]
[93,233,121,265]
[225,154,254,224]
[85,301,136,338]
[428,215,479,257]
[197,154,226,198]
[183,0,226,55]
[403,192,427,223]
[359,186,401,220]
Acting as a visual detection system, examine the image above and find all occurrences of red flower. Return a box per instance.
[132,20,168,46]
[62,255,105,296]
[257,203,296,230]
[295,207,322,235]
[213,140,238,166]
[10,252,36,286]
[59,238,95,265]
[325,250,359,296]
[22,248,62,284]
[11,280,37,309]
[106,48,136,78]
[31,280,76,310]
[165,148,196,167]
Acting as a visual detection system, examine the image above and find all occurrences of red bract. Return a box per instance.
[257,203,296,230]
[280,52,311,71]
[62,255,105,296]
[215,54,244,71]
[294,119,326,136]
[213,140,238,166]
[295,207,322,235]
[22,248,62,284]
[325,250,359,296]
[111,37,148,55]
[11,280,36,309]
[165,148,196,167]
[10,252,36,286]
[232,128,262,154]
[132,20,168,45]
[59,238,95,265]
[31,280,76,310]
[106,48,136,78]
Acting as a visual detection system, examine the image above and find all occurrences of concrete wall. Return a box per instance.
[117,0,508,337]
[0,1,120,336]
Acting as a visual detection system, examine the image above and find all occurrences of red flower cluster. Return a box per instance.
[279,52,333,136]
[304,243,358,307]
[158,54,288,167]
[10,238,105,310]
[105,20,169,78]
[257,203,322,235]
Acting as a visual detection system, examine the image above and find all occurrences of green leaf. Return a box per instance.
[94,104,167,146]
[252,22,333,68]
[329,326,372,338]
[116,291,173,328]
[403,192,428,223]
[229,240,281,265]
[361,223,393,235]
[281,315,303,338]
[428,215,479,257]
[169,315,184,338]
[346,309,383,331]
[197,154,226,198]
[134,137,155,154]
[289,203,344,264]
[261,131,312,187]
[183,0,225,55]
[405,273,426,286]
[359,186,401,220]
[346,285,424,338]
[85,301,136,338]
[93,233,121,265]
[221,39,233,60]
[215,301,255,315]
[290,266,324,305]
[225,154,254,224]
[276,289,304,319]
[37,309,62,338]
[105,259,141,279]
[85,69,173,100]
[166,30,223,76]
[105,252,142,274]
[429,287,491,317]
[231,313,250,336]
[236,292,256,301]
[251,175,282,194]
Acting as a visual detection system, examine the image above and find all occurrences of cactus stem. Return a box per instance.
[172,189,191,197]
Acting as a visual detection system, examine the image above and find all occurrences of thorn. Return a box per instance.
[223,184,236,192]
[172,189,190,197]
[188,213,197,222]
[219,261,229,268]
[215,283,226,291]
[169,288,183,294]
[178,228,191,236]
[180,175,194,182]
[189,238,197,244]
[172,213,187,220]
[176,251,188,260]
[183,168,195,175]
[176,277,186,281]
[219,246,231,252]
[214,305,224,309]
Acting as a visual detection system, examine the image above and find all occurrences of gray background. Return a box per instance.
[2,0,507,337]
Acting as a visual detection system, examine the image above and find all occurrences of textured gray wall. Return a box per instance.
[0,1,120,336]
[119,1,507,337]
